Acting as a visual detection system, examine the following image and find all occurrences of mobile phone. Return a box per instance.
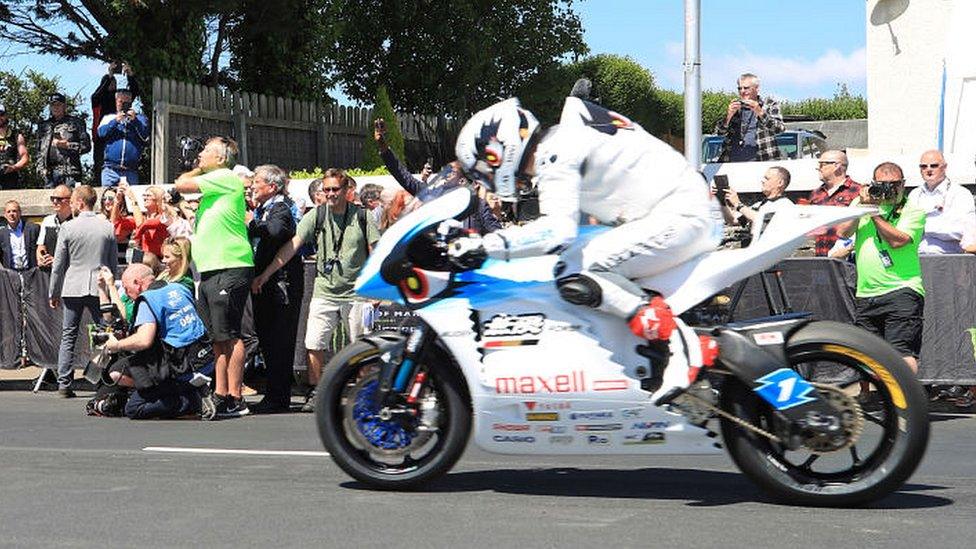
[374,119,386,132]
[713,175,730,204]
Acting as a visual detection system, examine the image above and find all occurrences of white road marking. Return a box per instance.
[143,446,329,457]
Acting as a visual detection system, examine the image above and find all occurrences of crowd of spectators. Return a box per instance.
[0,63,145,191]
[3,66,976,416]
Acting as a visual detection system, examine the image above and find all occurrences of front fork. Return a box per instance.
[374,325,430,409]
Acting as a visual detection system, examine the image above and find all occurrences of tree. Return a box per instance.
[324,0,587,159]
[361,85,404,170]
[0,69,86,187]
[225,0,334,101]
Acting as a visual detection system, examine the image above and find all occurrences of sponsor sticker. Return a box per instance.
[620,407,643,419]
[631,421,670,430]
[586,434,610,445]
[623,431,666,445]
[492,435,536,443]
[482,313,545,347]
[753,332,785,346]
[575,423,623,432]
[549,435,574,444]
[535,425,568,433]
[569,410,613,420]
[526,412,559,421]
[523,401,571,411]
[492,423,530,431]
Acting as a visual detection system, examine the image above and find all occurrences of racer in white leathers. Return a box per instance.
[452,97,722,396]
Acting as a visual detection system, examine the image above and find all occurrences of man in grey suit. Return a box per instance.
[49,185,118,397]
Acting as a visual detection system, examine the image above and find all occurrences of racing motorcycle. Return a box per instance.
[315,188,929,506]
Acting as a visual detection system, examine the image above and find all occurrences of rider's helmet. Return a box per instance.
[454,98,539,201]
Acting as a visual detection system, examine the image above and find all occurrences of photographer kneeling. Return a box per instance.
[102,264,216,420]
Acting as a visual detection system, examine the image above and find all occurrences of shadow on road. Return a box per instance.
[343,467,954,509]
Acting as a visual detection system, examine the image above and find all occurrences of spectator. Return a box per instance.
[308,178,326,207]
[714,73,785,162]
[98,86,149,187]
[91,62,140,183]
[808,149,862,256]
[102,263,216,420]
[379,189,416,232]
[48,185,118,397]
[251,168,380,413]
[97,188,116,220]
[374,118,502,233]
[839,162,925,377]
[37,92,91,188]
[359,183,384,224]
[175,136,255,418]
[719,166,794,242]
[0,200,40,270]
[0,103,29,190]
[906,149,975,254]
[130,186,173,257]
[36,184,74,270]
[246,165,304,414]
[158,236,194,292]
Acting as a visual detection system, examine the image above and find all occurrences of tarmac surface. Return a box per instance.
[1,385,975,548]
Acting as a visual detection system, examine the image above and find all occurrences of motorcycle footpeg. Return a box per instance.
[652,386,685,407]
[636,341,669,394]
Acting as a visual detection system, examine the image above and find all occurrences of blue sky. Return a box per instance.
[2,0,866,110]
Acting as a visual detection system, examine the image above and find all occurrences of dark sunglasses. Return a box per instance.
[871,179,905,185]
[918,163,943,169]
[321,186,344,194]
[50,196,70,203]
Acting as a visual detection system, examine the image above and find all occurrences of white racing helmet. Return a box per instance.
[454,98,539,201]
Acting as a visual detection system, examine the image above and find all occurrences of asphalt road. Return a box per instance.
[1,390,974,548]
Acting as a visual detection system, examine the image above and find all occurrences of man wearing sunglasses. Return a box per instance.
[808,149,862,256]
[837,162,925,377]
[36,185,75,270]
[714,73,786,162]
[905,150,975,254]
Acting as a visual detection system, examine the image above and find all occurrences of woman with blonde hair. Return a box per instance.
[158,236,194,293]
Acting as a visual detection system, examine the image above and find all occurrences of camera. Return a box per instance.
[178,136,205,171]
[88,314,127,348]
[322,258,339,275]
[868,181,899,201]
[121,100,133,112]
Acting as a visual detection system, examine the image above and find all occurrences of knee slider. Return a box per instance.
[557,274,603,308]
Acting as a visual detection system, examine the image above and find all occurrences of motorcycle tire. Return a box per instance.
[315,338,472,490]
[719,320,929,506]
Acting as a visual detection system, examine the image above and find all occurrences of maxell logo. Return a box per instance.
[494,371,585,394]
[526,412,559,421]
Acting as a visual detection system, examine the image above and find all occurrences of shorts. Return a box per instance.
[855,288,924,358]
[198,267,253,342]
[304,298,370,351]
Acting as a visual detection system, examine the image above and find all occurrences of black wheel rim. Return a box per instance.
[740,345,902,488]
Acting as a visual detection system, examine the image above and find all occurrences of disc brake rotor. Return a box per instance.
[343,374,434,456]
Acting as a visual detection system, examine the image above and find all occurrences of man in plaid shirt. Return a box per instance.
[715,73,786,162]
[808,149,862,256]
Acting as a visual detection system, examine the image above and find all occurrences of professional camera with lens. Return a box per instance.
[88,315,128,348]
[178,136,205,171]
[868,181,900,201]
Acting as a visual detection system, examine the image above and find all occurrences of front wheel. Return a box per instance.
[720,321,930,506]
[315,339,472,489]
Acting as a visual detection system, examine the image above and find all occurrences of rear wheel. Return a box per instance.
[315,339,471,489]
[720,321,930,506]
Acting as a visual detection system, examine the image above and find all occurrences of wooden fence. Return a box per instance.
[151,77,442,185]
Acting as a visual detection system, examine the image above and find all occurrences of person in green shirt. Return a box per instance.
[839,162,925,375]
[252,168,380,412]
[175,136,254,418]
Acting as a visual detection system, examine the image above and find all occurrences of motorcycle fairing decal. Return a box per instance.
[481,313,545,347]
[752,368,817,410]
[822,344,907,409]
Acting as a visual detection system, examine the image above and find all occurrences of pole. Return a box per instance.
[683,0,702,170]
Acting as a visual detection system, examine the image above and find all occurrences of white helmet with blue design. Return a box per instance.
[454,98,539,201]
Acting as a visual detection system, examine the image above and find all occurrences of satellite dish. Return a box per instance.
[870,0,910,26]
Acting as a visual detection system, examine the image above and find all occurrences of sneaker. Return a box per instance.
[251,397,291,415]
[58,387,76,399]
[301,389,316,413]
[198,386,217,421]
[218,396,250,418]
